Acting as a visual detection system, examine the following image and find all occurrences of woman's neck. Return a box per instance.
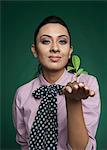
[42,68,65,84]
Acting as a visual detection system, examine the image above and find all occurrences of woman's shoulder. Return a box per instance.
[15,77,40,98]
[14,77,40,107]
[77,74,99,90]
[78,73,97,81]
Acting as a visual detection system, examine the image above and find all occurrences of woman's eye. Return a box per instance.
[59,40,67,45]
[41,40,50,45]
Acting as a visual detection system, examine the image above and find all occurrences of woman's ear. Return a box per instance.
[31,44,37,58]
[69,46,73,59]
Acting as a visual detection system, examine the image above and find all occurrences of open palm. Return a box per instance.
[63,81,95,101]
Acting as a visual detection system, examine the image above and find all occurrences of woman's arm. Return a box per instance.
[66,99,89,149]
[12,89,29,150]
[64,75,101,150]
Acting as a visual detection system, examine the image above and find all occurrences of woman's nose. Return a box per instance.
[50,42,60,53]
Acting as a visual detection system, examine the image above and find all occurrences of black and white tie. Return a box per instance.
[29,84,64,150]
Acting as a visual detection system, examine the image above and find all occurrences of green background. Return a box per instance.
[1,1,107,150]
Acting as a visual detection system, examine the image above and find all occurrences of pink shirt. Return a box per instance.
[12,69,101,150]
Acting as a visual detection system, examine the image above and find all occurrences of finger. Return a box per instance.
[78,82,84,88]
[62,87,68,95]
[84,86,90,96]
[73,84,79,90]
[66,82,79,93]
[65,86,72,93]
[78,85,89,99]
[66,82,74,88]
[67,81,78,88]
[84,86,89,91]
[72,84,79,94]
[89,90,95,97]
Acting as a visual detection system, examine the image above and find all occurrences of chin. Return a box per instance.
[44,65,66,72]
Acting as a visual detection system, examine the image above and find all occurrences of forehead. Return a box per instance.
[37,23,69,37]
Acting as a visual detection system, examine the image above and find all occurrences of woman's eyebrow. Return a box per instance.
[40,35,51,38]
[40,34,69,38]
[58,35,69,38]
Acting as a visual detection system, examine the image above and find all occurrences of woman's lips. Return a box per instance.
[49,56,61,62]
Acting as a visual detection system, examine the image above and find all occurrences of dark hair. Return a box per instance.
[34,16,71,46]
[34,16,72,76]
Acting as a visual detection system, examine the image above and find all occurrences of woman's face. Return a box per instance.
[33,23,72,72]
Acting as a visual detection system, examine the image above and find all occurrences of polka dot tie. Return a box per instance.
[29,84,64,150]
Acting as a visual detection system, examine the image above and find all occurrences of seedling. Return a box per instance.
[67,55,88,80]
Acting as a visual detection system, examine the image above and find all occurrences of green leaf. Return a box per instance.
[67,66,74,72]
[72,55,80,71]
[77,68,84,76]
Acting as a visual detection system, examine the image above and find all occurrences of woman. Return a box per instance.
[13,16,101,150]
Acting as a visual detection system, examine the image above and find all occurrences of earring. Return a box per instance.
[34,53,37,58]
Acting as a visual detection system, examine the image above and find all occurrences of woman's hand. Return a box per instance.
[63,81,95,101]
[63,81,94,149]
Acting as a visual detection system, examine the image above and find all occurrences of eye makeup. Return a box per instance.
[58,39,68,45]
[41,39,51,45]
[38,35,69,45]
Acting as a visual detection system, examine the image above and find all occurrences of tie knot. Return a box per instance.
[32,84,64,99]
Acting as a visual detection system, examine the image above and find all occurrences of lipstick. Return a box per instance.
[49,56,61,62]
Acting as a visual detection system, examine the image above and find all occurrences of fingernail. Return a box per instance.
[84,86,89,90]
[66,86,72,93]
[79,83,84,87]
[74,85,78,89]
[68,88,72,93]
[90,91,95,96]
